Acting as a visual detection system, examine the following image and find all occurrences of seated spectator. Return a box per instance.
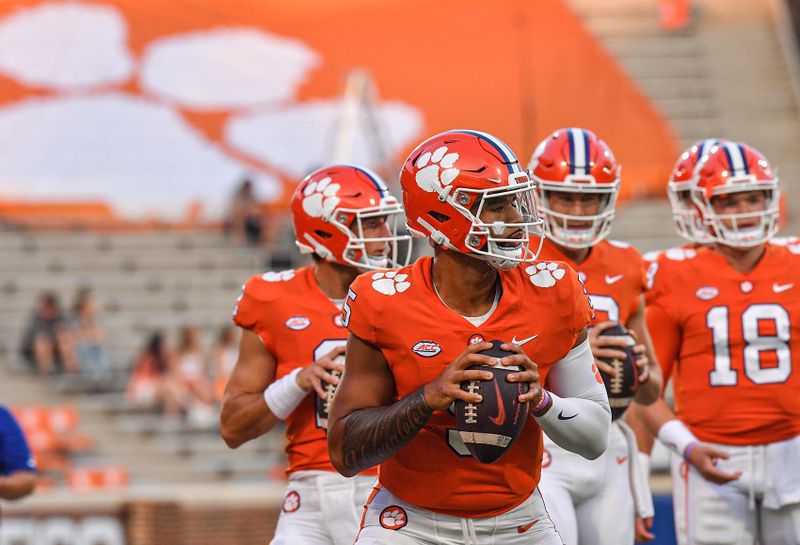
[0,405,37,502]
[70,288,110,380]
[175,327,215,427]
[20,293,78,375]
[225,177,264,246]
[126,333,185,419]
[212,326,238,402]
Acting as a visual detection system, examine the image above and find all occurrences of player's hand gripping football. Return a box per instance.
[589,321,650,383]
[296,345,346,400]
[628,327,651,385]
[422,342,497,410]
[499,342,543,404]
[686,443,742,485]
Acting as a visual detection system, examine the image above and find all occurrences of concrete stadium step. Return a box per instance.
[602,36,703,58]
[0,253,251,273]
[0,231,233,251]
[636,78,714,100]
[610,200,684,253]
[0,270,250,294]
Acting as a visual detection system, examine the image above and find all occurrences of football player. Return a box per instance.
[327,130,612,544]
[634,142,800,544]
[220,165,410,545]
[527,128,663,544]
[628,139,720,469]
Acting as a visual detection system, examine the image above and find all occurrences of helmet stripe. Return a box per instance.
[456,129,521,174]
[696,138,717,161]
[722,142,746,176]
[569,128,587,175]
[583,130,591,173]
[350,165,389,197]
[567,129,576,174]
[737,144,751,175]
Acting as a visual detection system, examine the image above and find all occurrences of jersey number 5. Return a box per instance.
[342,288,356,328]
[707,304,792,386]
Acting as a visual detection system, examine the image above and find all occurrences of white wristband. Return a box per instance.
[263,368,307,419]
[657,419,698,457]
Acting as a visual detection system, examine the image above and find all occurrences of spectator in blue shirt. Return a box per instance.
[0,406,36,501]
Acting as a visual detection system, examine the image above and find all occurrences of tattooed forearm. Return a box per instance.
[341,388,433,475]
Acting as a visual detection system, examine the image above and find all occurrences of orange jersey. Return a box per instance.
[646,244,800,445]
[233,267,376,477]
[344,256,592,517]
[538,238,646,326]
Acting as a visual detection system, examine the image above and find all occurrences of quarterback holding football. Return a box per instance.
[328,129,611,544]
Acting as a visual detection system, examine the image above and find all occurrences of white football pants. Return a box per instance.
[671,435,800,545]
[271,470,376,545]
[356,485,563,545]
[538,421,651,545]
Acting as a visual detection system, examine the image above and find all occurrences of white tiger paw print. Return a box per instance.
[302,176,340,219]
[262,270,296,282]
[380,507,407,530]
[665,247,697,261]
[526,262,565,288]
[372,271,410,296]
[415,145,459,193]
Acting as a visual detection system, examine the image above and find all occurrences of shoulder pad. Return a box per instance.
[607,239,631,249]
[663,247,697,261]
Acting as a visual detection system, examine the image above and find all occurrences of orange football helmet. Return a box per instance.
[528,128,620,248]
[668,138,723,243]
[400,129,543,270]
[291,165,411,270]
[692,141,779,247]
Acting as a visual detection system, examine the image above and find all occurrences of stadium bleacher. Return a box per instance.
[0,227,301,489]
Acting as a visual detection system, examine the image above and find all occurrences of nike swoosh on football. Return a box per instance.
[517,519,540,533]
[773,283,794,293]
[557,411,577,420]
[605,274,624,284]
[488,379,506,426]
[511,334,538,345]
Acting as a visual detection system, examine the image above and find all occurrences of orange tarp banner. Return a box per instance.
[0,0,677,221]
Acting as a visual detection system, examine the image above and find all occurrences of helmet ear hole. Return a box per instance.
[429,211,450,223]
[314,230,333,239]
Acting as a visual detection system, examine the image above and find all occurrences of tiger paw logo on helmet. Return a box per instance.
[371,271,410,296]
[302,176,341,219]
[526,262,565,288]
[379,506,408,530]
[414,145,459,193]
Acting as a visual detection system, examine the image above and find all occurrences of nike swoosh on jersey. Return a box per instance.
[773,283,794,293]
[557,411,577,420]
[511,334,538,345]
[517,519,540,533]
[616,456,628,465]
[488,379,506,426]
[605,274,624,284]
